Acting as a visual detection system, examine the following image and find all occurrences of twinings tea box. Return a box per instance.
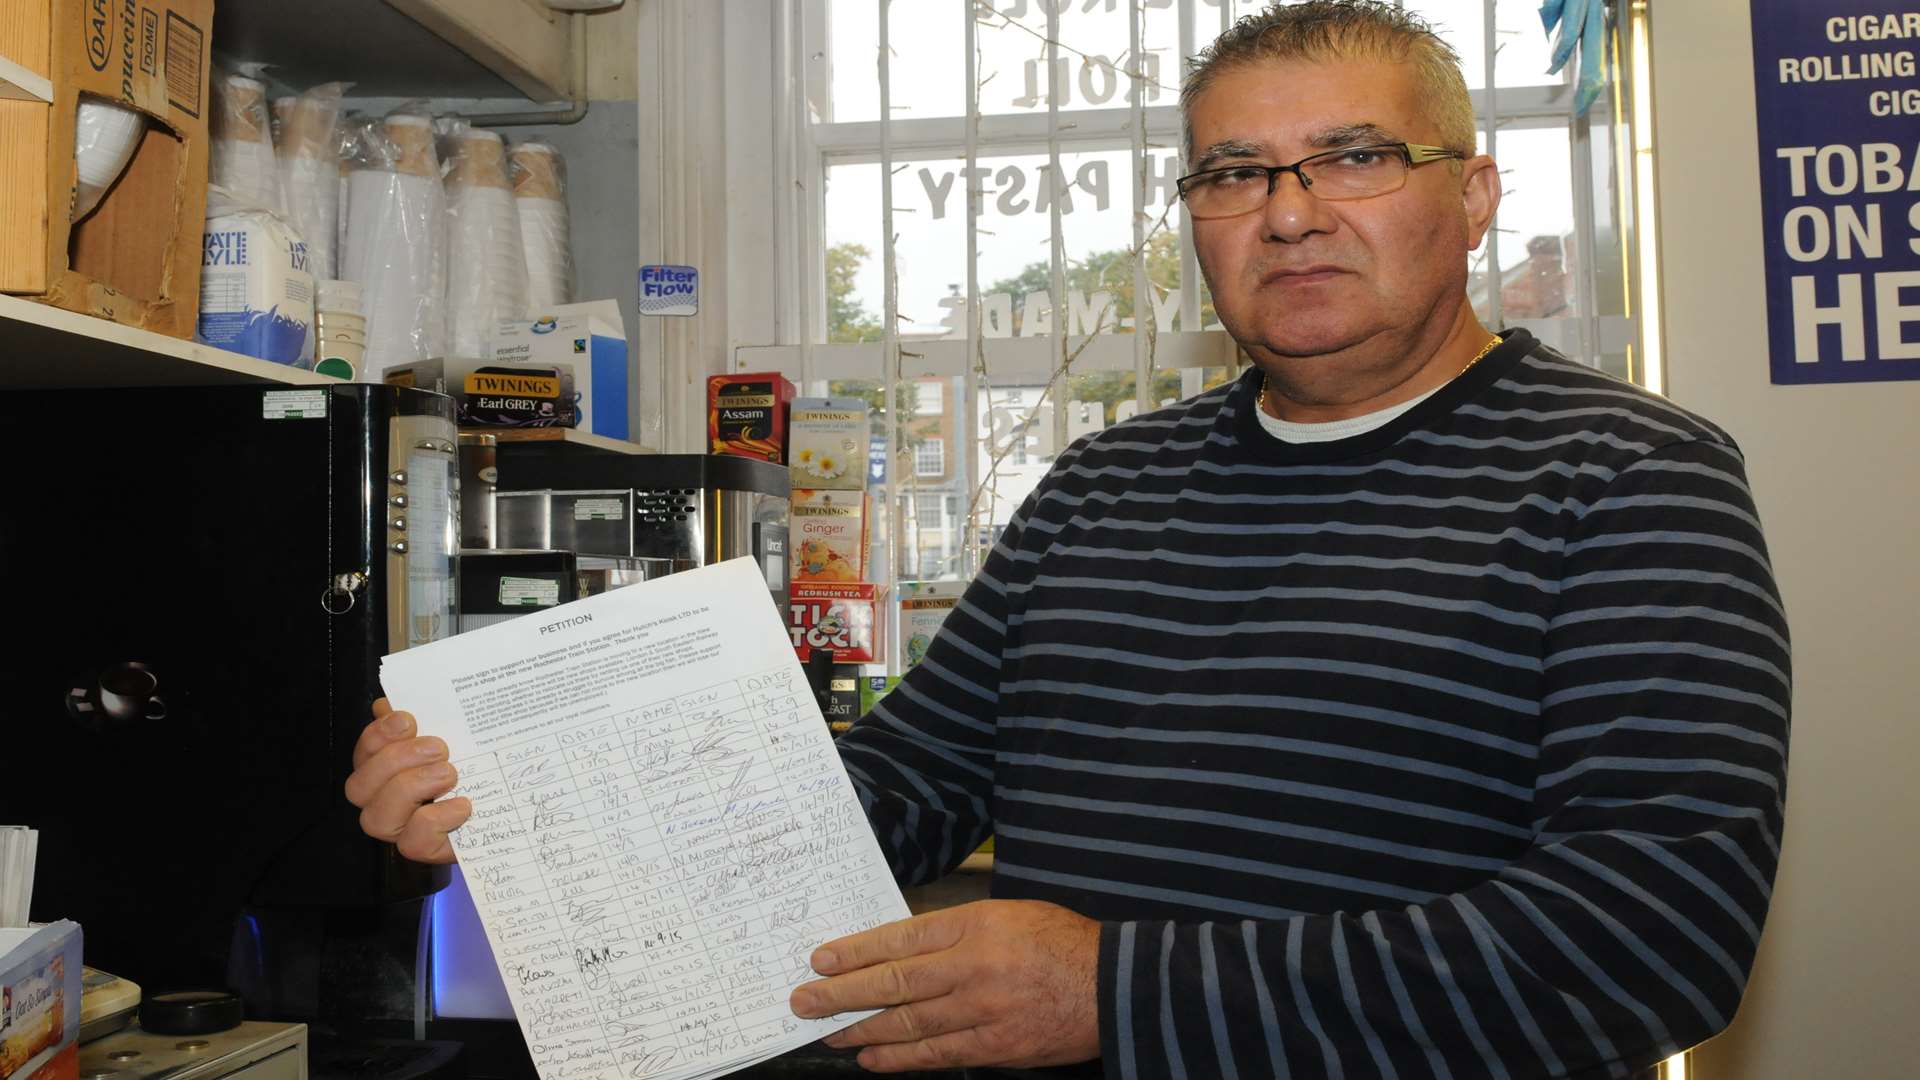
[897,580,965,668]
[708,372,795,462]
[789,582,886,664]
[790,397,870,490]
[824,665,862,736]
[791,489,868,583]
[859,675,901,718]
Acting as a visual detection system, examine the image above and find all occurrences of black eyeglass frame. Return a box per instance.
[1175,142,1468,214]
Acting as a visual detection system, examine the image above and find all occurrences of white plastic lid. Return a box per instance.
[317,278,364,315]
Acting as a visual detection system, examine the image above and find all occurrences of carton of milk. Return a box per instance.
[196,212,316,366]
[488,300,630,440]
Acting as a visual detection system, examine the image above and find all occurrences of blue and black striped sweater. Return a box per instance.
[837,329,1789,1079]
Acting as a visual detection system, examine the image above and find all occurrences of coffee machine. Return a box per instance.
[493,452,790,612]
[0,384,457,1022]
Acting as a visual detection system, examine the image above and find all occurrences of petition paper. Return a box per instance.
[380,557,911,1080]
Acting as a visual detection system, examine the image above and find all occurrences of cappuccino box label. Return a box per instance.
[790,397,870,490]
[790,489,868,584]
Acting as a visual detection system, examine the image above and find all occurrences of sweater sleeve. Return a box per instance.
[1099,438,1790,1079]
[833,493,1039,886]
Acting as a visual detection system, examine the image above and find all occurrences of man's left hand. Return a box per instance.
[789,899,1101,1072]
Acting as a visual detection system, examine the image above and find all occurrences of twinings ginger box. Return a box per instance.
[791,489,868,584]
[789,397,869,490]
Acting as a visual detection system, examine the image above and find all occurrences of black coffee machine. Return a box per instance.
[0,384,456,1029]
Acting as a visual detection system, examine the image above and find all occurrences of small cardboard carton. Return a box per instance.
[382,358,577,429]
[1,0,215,337]
[708,372,795,463]
[897,580,965,668]
[789,397,870,490]
[790,489,868,584]
[789,582,886,665]
[487,300,630,440]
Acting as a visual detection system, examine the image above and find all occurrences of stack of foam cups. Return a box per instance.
[277,92,344,280]
[71,100,146,221]
[210,75,285,215]
[511,142,572,315]
[445,129,529,358]
[341,114,446,377]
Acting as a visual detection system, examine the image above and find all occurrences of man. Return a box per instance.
[348,3,1789,1076]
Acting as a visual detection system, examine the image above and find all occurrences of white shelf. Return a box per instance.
[0,54,52,102]
[215,0,573,102]
[0,295,341,389]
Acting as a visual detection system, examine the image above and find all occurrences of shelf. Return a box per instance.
[0,295,342,389]
[466,427,657,455]
[214,0,573,102]
[0,54,51,103]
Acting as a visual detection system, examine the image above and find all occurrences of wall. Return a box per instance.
[1649,2,1920,1076]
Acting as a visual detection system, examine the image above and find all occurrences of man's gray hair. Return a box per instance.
[1181,1,1478,166]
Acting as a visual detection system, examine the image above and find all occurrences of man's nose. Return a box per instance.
[1261,169,1336,242]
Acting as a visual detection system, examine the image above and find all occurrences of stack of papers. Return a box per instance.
[1,827,36,927]
[381,558,911,1080]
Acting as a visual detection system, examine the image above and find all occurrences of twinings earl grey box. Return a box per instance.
[790,397,869,490]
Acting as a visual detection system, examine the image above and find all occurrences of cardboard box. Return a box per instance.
[708,372,794,463]
[790,397,870,490]
[383,357,578,429]
[897,580,964,668]
[488,300,630,440]
[1,0,214,337]
[824,666,861,736]
[789,582,886,665]
[791,489,867,583]
[0,921,81,1080]
[858,674,900,718]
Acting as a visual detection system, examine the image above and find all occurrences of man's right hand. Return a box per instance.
[345,698,469,864]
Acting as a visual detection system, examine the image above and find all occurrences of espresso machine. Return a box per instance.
[492,451,790,612]
[0,384,457,1027]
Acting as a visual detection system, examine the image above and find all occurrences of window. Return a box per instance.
[914,437,946,477]
[739,0,1649,667]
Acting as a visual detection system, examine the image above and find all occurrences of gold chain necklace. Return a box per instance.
[1259,334,1503,417]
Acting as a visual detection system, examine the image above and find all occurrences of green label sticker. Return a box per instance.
[499,576,561,607]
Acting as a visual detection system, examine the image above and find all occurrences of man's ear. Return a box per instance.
[1461,155,1501,251]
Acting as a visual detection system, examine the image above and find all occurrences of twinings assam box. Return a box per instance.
[708,372,795,463]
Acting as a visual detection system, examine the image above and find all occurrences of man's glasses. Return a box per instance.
[1176,143,1467,219]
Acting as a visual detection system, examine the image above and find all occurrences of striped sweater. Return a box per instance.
[837,330,1790,1079]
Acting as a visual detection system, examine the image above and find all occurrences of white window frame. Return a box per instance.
[728,0,1648,666]
[914,437,946,478]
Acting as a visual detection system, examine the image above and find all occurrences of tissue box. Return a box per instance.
[0,921,81,1080]
[0,0,215,337]
[487,300,629,440]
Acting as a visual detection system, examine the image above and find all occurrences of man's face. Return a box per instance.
[1186,56,1491,363]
